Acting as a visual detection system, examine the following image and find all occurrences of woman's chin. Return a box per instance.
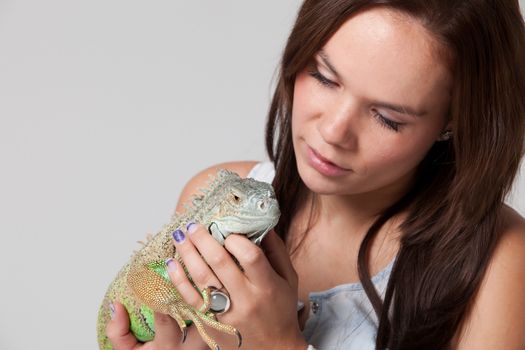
[298,162,350,195]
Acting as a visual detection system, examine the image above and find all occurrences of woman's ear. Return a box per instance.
[437,119,453,142]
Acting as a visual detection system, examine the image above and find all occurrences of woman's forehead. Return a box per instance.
[320,7,452,114]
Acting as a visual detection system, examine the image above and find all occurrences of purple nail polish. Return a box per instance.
[186,222,197,234]
[165,258,175,271]
[172,229,185,243]
[165,258,180,276]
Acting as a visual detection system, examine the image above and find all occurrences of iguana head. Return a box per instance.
[192,169,280,246]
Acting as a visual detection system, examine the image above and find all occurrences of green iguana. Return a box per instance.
[97,169,280,350]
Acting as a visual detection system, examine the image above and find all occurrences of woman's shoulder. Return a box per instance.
[500,204,525,232]
[493,205,525,275]
[493,205,525,268]
[452,205,525,349]
[494,205,525,280]
[174,161,260,213]
[188,160,260,182]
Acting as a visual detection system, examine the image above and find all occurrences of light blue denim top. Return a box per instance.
[247,161,395,350]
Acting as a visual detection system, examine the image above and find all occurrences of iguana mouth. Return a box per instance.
[208,222,227,240]
[209,217,278,244]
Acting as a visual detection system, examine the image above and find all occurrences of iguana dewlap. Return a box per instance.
[97,169,280,350]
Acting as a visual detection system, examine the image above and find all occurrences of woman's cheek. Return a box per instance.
[293,72,330,120]
[292,73,310,108]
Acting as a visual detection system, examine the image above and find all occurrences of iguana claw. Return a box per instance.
[181,327,188,343]
[236,330,242,348]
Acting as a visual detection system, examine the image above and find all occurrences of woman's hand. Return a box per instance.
[168,223,307,350]
[106,302,181,350]
[106,223,307,350]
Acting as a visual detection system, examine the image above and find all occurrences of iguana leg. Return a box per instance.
[199,286,212,313]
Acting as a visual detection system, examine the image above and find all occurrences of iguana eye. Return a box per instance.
[231,193,240,202]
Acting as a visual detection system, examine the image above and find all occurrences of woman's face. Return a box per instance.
[292,7,452,198]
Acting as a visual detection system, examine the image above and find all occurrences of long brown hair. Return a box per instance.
[265,1,525,348]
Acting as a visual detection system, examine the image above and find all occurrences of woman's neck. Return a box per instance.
[317,178,411,228]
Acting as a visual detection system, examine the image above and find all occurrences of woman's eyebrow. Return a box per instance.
[318,50,341,80]
[318,50,426,118]
[375,102,426,117]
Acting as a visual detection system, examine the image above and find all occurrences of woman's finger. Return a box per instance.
[186,223,245,292]
[152,312,183,349]
[172,224,222,290]
[261,230,298,287]
[106,302,141,350]
[224,234,276,287]
[165,257,204,309]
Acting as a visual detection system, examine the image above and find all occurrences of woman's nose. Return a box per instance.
[317,98,360,149]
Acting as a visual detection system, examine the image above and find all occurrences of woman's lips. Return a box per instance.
[306,146,351,177]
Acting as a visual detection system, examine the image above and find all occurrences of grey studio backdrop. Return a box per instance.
[0,1,523,349]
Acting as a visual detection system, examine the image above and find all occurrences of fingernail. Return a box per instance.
[109,302,116,319]
[172,229,185,243]
[165,258,176,272]
[186,222,197,234]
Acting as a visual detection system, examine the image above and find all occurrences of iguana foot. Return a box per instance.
[181,306,241,349]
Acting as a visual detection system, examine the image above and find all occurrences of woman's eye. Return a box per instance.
[308,69,337,88]
[372,111,403,132]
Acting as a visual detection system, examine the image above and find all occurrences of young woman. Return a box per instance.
[107,0,525,349]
